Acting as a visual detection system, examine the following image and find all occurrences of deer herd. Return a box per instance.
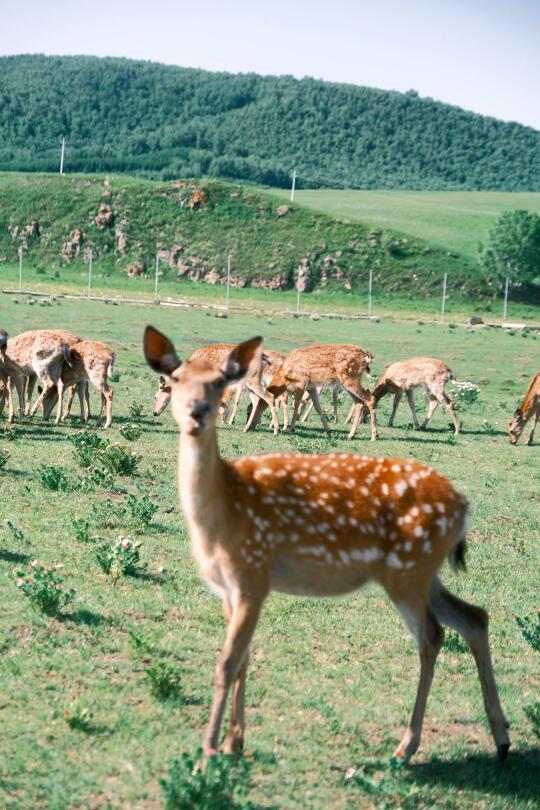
[2,321,538,765]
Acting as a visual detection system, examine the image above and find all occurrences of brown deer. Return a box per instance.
[40,340,116,429]
[143,325,510,763]
[153,343,280,433]
[247,344,377,441]
[0,329,26,423]
[373,357,460,435]
[0,329,79,423]
[508,370,540,445]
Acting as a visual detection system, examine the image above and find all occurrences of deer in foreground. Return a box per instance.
[153,343,280,433]
[373,357,461,435]
[40,340,116,428]
[0,329,80,423]
[247,344,377,441]
[143,325,510,763]
[0,329,26,423]
[508,370,540,445]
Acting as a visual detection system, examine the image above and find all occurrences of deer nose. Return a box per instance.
[188,400,210,419]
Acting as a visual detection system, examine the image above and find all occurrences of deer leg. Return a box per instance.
[6,377,15,423]
[393,599,444,761]
[0,384,6,418]
[388,390,403,427]
[25,374,37,415]
[228,384,243,426]
[345,400,356,425]
[526,412,537,445]
[63,385,76,421]
[54,378,65,425]
[203,595,263,755]
[29,380,55,418]
[287,388,307,433]
[279,393,289,431]
[102,385,113,429]
[220,598,249,756]
[345,383,378,441]
[244,382,279,435]
[307,386,331,436]
[420,395,439,430]
[430,579,510,760]
[404,389,421,429]
[332,386,339,423]
[299,390,314,423]
[440,392,460,435]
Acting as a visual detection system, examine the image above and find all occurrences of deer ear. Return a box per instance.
[144,326,181,376]
[220,336,263,384]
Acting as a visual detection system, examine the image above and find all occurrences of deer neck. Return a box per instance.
[178,428,227,534]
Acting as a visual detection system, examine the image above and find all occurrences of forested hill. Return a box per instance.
[1,54,539,191]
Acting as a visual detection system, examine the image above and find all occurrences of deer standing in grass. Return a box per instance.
[247,344,377,441]
[143,325,510,763]
[508,370,540,445]
[0,329,79,423]
[40,340,116,428]
[0,329,26,423]
[153,343,280,433]
[373,357,461,435]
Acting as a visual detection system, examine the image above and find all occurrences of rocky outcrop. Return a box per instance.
[115,227,127,254]
[95,204,114,229]
[188,190,206,210]
[61,228,83,261]
[125,260,146,277]
[295,258,311,292]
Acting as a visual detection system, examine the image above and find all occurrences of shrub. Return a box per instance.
[160,749,253,810]
[99,444,140,476]
[524,701,540,740]
[93,499,126,529]
[452,380,480,409]
[144,659,185,702]
[37,464,70,491]
[126,494,158,532]
[481,420,496,435]
[6,520,24,542]
[72,517,93,543]
[119,423,142,441]
[95,538,142,578]
[0,448,11,469]
[15,561,75,617]
[0,426,19,442]
[109,369,121,383]
[516,613,540,652]
[128,401,144,419]
[64,695,94,733]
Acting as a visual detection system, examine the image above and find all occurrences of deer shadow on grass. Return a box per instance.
[407,748,540,802]
[0,548,31,565]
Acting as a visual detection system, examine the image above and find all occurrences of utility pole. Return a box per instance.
[59,137,65,175]
[296,269,301,316]
[290,168,297,202]
[368,268,373,317]
[18,247,23,292]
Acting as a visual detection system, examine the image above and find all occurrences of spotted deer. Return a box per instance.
[40,340,116,428]
[508,370,540,445]
[0,329,79,423]
[143,325,510,764]
[153,343,280,433]
[247,343,377,441]
[373,357,460,435]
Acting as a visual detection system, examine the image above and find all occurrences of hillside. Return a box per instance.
[268,189,540,260]
[0,55,539,191]
[0,173,493,299]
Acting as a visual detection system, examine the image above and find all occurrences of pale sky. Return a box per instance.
[1,0,539,129]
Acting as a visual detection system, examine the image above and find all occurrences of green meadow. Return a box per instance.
[268,190,540,261]
[0,294,539,808]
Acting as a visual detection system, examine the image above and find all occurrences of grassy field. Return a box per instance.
[268,190,540,261]
[0,294,539,809]
[2,262,540,325]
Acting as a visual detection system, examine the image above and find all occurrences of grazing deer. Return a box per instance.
[508,370,540,445]
[143,325,510,763]
[0,329,79,423]
[153,343,280,434]
[40,340,116,429]
[247,344,377,441]
[373,358,460,435]
[0,329,26,423]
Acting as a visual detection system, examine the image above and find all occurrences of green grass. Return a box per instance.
[0,295,538,808]
[268,190,540,261]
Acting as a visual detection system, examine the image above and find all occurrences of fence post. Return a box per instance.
[368,268,373,317]
[18,247,23,292]
[225,256,231,311]
[503,277,510,322]
[87,251,93,298]
[440,273,448,323]
[154,255,160,300]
